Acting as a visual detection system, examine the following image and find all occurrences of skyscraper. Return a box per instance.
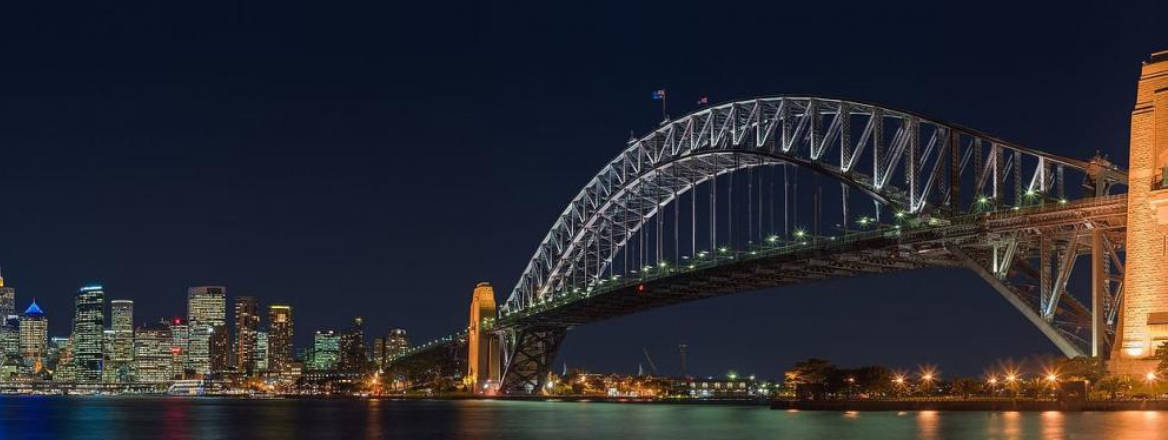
[233,296,260,374]
[268,305,293,373]
[386,328,409,359]
[168,317,190,378]
[110,300,134,365]
[0,268,15,318]
[338,317,366,373]
[372,337,385,368]
[255,331,269,372]
[72,285,105,382]
[18,300,47,372]
[187,286,227,375]
[310,329,339,371]
[134,322,173,382]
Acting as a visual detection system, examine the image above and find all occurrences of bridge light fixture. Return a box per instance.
[1045,373,1057,383]
[977,196,989,204]
[658,261,668,268]
[1025,189,1036,197]
[1059,198,1067,204]
[1005,373,1017,383]
[766,235,778,243]
[895,211,906,219]
[793,229,806,238]
[987,377,998,385]
[1012,206,1020,211]
[1146,372,1157,382]
[687,264,695,269]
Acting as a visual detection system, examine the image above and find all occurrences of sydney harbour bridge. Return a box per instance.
[387,54,1168,394]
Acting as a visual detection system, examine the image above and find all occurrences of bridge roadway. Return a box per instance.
[391,195,1127,379]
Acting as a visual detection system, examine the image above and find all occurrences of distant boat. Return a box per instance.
[167,380,206,396]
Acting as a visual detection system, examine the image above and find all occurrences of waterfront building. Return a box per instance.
[338,317,366,373]
[386,328,409,358]
[233,296,260,375]
[72,285,105,382]
[187,286,227,375]
[134,322,173,382]
[18,301,47,372]
[310,330,339,371]
[268,305,293,373]
[110,300,134,366]
[168,317,190,378]
[255,331,269,372]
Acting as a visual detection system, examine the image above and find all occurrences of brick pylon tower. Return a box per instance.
[468,282,500,392]
[1113,50,1168,376]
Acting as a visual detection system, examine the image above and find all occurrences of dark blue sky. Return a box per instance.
[0,2,1164,377]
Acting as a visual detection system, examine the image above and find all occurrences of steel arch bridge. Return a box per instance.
[389,96,1129,395]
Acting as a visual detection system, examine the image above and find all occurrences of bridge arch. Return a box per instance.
[504,96,1123,317]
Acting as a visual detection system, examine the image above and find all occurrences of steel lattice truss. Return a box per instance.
[504,97,1126,315]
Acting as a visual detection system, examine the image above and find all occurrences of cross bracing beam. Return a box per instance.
[505,97,1127,315]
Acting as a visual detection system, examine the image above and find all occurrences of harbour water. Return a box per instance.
[1,397,1166,439]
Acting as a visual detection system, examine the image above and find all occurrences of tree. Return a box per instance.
[951,377,981,399]
[1095,375,1131,400]
[1056,356,1105,383]
[786,358,835,387]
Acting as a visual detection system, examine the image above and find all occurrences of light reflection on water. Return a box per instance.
[1,398,1168,439]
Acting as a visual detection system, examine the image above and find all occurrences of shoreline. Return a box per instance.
[771,399,1168,412]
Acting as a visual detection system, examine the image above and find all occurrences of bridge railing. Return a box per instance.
[392,195,1127,363]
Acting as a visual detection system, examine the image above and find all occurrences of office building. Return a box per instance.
[134,322,173,382]
[310,330,339,371]
[18,300,47,372]
[268,305,293,373]
[72,285,105,382]
[233,296,260,374]
[187,286,227,375]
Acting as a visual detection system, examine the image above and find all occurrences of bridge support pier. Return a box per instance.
[500,326,567,395]
[1112,50,1168,376]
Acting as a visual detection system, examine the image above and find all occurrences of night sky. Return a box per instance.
[0,2,1165,378]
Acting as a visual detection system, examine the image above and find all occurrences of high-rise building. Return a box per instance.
[268,305,293,373]
[168,317,190,378]
[0,315,18,360]
[386,328,409,358]
[0,268,15,318]
[372,337,385,368]
[233,296,260,375]
[255,331,269,372]
[72,285,105,382]
[338,317,366,373]
[18,300,47,372]
[134,322,173,382]
[110,300,134,365]
[187,286,227,375]
[0,269,18,361]
[310,329,339,371]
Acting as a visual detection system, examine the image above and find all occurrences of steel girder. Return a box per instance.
[499,326,567,395]
[504,97,1127,314]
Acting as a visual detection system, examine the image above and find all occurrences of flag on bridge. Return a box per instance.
[651,89,666,100]
[697,96,709,105]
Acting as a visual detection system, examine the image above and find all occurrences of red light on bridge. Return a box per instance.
[637,284,647,293]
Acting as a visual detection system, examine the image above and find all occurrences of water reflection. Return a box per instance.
[3,398,1168,439]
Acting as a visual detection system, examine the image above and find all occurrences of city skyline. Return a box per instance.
[0,2,1164,380]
